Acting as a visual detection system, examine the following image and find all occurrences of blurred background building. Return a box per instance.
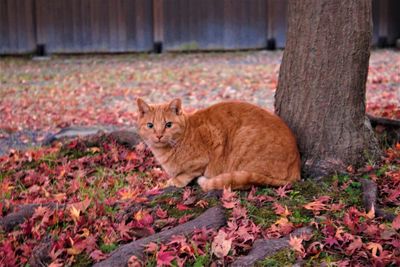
[0,0,399,55]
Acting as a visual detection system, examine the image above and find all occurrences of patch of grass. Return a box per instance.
[100,242,118,254]
[246,202,278,228]
[60,147,95,160]
[303,252,343,266]
[73,253,93,267]
[376,165,388,177]
[21,153,59,170]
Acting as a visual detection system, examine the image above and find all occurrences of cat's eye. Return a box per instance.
[165,122,173,128]
[147,122,154,129]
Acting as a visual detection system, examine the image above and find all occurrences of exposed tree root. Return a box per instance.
[121,187,221,223]
[231,227,312,267]
[94,205,226,267]
[368,114,400,128]
[360,178,396,221]
[28,236,53,267]
[44,127,141,149]
[0,203,65,232]
[1,186,221,234]
[368,114,400,146]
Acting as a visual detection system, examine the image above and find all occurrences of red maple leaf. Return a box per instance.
[157,246,176,266]
[275,184,292,198]
[324,236,339,248]
[145,242,159,253]
[89,250,107,262]
[156,207,168,219]
[221,187,238,209]
[345,236,363,256]
[392,214,400,230]
[176,203,190,211]
[117,220,133,240]
[273,202,291,217]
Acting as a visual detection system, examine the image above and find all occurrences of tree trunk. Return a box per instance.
[275,0,381,177]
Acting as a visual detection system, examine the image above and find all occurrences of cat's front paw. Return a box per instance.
[165,178,186,188]
[197,176,209,192]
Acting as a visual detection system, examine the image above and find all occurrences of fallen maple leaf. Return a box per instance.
[275,184,291,198]
[145,242,159,253]
[212,230,232,258]
[155,207,168,219]
[32,206,51,219]
[176,203,190,211]
[345,236,363,256]
[324,236,339,248]
[89,250,107,262]
[289,235,305,258]
[364,203,375,219]
[156,246,176,266]
[221,187,238,209]
[69,206,80,223]
[366,242,383,258]
[273,202,291,217]
[195,199,209,208]
[392,214,400,230]
[48,260,64,267]
[303,196,330,212]
[128,255,143,267]
[117,220,132,240]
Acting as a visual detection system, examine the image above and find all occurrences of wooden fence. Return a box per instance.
[0,0,399,55]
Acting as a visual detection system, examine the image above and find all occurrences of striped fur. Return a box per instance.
[137,98,301,191]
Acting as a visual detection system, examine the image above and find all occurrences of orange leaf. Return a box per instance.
[366,242,383,258]
[365,203,375,219]
[69,206,80,223]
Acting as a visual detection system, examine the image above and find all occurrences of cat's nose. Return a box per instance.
[156,134,163,140]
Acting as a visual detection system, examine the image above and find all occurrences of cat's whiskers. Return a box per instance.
[168,139,178,147]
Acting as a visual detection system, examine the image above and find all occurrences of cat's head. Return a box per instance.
[136,98,186,148]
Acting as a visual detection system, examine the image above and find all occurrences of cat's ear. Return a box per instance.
[168,98,182,115]
[137,98,151,117]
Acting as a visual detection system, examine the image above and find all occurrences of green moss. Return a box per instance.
[73,253,93,267]
[246,203,278,228]
[100,243,118,253]
[291,179,331,201]
[376,165,388,177]
[256,249,296,267]
[340,181,362,207]
[302,252,343,266]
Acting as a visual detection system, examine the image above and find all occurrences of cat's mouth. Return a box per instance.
[151,139,167,147]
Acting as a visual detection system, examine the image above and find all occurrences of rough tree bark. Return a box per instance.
[275,0,381,177]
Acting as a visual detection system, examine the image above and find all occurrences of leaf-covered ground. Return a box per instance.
[0,50,400,266]
[1,49,399,133]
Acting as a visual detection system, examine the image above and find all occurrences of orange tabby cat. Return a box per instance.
[136,98,300,191]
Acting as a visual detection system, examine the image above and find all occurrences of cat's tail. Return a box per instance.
[197,171,299,192]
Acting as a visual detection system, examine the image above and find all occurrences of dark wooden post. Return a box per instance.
[153,0,164,53]
[377,0,388,47]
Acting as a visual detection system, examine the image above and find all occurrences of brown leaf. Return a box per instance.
[212,230,232,258]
